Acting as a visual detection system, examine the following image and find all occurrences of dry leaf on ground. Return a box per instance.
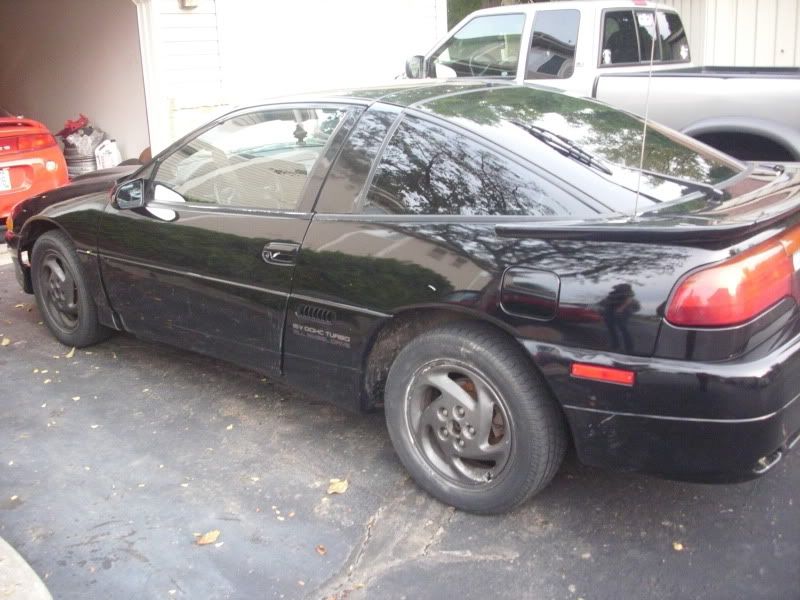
[1,338,10,346]
[672,542,684,551]
[315,544,327,556]
[327,478,348,495]
[196,530,221,545]
[65,347,75,358]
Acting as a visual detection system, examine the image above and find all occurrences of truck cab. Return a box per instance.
[407,1,692,94]
[406,0,800,161]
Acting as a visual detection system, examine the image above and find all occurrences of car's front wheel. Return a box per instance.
[31,230,110,348]
[384,321,567,514]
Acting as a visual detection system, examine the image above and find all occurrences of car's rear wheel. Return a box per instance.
[31,230,109,348]
[384,321,567,514]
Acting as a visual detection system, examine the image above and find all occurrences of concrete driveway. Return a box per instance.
[0,251,798,600]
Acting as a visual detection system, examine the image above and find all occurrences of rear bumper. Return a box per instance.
[0,147,69,218]
[562,393,800,482]
[524,326,800,482]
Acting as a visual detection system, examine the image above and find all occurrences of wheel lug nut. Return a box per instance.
[439,407,448,418]
[439,427,448,437]
[458,439,465,447]
[454,406,465,418]
[467,425,475,434]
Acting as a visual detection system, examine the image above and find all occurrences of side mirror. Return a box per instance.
[405,55,425,79]
[114,178,145,209]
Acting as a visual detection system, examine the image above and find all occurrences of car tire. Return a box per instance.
[31,230,110,348]
[384,321,567,514]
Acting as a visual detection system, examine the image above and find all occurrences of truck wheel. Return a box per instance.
[384,321,567,514]
[31,230,110,348]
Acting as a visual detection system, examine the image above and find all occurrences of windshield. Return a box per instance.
[430,14,525,78]
[420,86,743,203]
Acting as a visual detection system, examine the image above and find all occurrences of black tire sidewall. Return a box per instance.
[385,323,565,514]
[31,231,105,348]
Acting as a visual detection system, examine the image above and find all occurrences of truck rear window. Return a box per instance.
[601,10,690,66]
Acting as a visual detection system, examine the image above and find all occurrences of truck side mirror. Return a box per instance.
[405,55,425,79]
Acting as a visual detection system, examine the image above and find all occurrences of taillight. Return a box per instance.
[17,133,57,152]
[666,227,800,327]
[0,133,56,154]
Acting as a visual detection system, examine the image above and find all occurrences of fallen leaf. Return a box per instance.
[65,347,75,358]
[196,530,220,545]
[72,396,80,401]
[315,544,327,556]
[672,542,684,552]
[14,303,24,309]
[327,478,348,495]
[226,424,234,431]
[1,338,10,347]
[90,424,99,429]
[43,379,51,384]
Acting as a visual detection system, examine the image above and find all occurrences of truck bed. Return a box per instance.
[599,66,800,79]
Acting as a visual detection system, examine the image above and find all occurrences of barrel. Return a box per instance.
[63,144,97,179]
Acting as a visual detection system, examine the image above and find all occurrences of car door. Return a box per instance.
[97,103,359,374]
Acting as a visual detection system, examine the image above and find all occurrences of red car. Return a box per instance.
[0,107,68,222]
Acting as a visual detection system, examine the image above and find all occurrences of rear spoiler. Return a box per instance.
[495,219,772,246]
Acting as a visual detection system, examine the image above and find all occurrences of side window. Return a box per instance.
[601,10,639,65]
[314,107,398,214]
[635,11,662,62]
[657,11,690,62]
[154,107,346,210]
[430,14,525,78]
[526,9,580,79]
[364,116,592,217]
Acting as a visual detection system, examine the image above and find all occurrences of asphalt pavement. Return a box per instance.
[0,249,798,600]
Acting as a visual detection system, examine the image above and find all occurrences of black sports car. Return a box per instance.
[5,81,800,513]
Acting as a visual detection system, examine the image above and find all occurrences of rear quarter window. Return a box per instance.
[364,115,595,217]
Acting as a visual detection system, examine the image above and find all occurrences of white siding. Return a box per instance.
[661,0,800,66]
[155,0,225,142]
[774,0,800,65]
[138,0,448,150]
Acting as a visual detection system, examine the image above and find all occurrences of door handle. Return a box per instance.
[262,241,299,266]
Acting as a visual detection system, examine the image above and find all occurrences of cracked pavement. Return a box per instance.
[0,255,798,599]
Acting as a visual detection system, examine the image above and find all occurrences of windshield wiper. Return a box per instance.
[511,120,613,175]
[636,167,726,200]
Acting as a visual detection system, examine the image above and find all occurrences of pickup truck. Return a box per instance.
[404,0,800,161]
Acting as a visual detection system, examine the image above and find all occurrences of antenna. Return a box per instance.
[633,15,657,220]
